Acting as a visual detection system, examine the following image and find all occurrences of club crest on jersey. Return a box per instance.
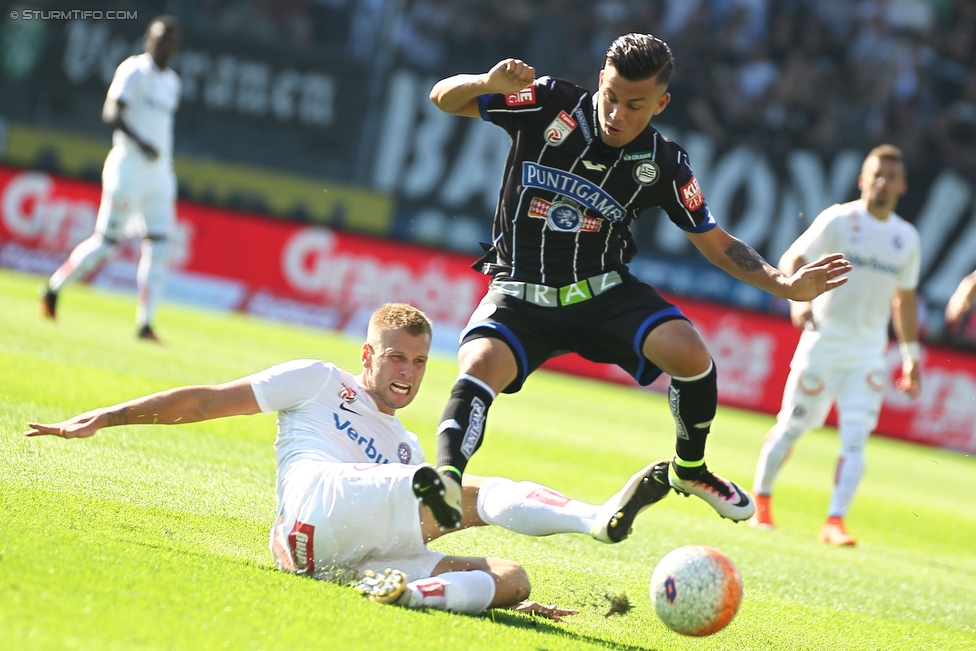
[633,161,660,186]
[397,442,412,464]
[339,384,357,403]
[680,176,705,211]
[505,86,536,106]
[527,197,601,232]
[545,111,577,145]
[547,201,583,232]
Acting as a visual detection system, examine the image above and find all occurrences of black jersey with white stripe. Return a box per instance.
[475,76,717,286]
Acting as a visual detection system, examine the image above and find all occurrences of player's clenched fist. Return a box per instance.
[485,58,536,94]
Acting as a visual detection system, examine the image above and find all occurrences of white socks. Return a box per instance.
[399,570,495,615]
[828,448,865,517]
[48,235,116,292]
[136,238,168,327]
[476,476,596,536]
[752,421,805,496]
[755,420,867,519]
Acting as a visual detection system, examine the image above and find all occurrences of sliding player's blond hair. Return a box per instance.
[367,303,432,347]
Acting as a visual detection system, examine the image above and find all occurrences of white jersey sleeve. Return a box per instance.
[250,359,330,414]
[784,204,842,263]
[106,55,142,104]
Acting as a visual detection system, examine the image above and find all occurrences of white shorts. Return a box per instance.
[96,148,176,241]
[777,359,885,435]
[270,461,444,582]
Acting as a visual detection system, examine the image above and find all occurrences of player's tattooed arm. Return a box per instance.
[105,409,129,427]
[26,380,261,439]
[723,240,772,273]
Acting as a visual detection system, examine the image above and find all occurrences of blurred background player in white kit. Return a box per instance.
[40,16,182,342]
[26,303,670,618]
[750,145,922,547]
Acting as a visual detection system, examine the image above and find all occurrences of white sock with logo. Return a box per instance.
[476,476,595,536]
[400,570,496,615]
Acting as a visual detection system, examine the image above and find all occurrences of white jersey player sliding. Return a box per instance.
[26,303,671,617]
[750,145,922,546]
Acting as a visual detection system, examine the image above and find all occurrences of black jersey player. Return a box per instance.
[425,33,851,532]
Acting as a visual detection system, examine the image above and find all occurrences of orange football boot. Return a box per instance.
[817,515,856,546]
[748,494,775,529]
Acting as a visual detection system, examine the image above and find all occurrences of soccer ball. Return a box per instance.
[649,544,743,636]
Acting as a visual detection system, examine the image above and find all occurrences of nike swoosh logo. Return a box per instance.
[730,484,751,506]
[339,402,361,416]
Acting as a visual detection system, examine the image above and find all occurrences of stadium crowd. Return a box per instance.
[11,0,976,345]
[159,0,976,176]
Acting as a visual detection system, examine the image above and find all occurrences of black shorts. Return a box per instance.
[461,272,689,394]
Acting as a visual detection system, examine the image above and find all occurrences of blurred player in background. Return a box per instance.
[41,16,181,342]
[425,33,851,530]
[26,303,670,619]
[750,145,922,546]
[945,270,976,329]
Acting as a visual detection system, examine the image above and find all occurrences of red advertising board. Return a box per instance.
[2,165,974,453]
[0,165,488,332]
[544,298,976,453]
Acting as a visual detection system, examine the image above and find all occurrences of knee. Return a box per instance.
[489,559,531,607]
[643,322,711,377]
[839,428,870,454]
[838,416,873,452]
[775,403,817,440]
[457,338,517,392]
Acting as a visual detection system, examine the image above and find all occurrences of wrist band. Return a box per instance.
[899,342,920,364]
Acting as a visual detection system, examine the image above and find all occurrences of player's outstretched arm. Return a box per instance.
[430,59,536,117]
[26,378,260,439]
[686,227,851,301]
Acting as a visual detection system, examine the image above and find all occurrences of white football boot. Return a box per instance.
[590,460,671,543]
[669,459,755,521]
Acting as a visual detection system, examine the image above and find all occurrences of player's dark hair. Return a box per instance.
[145,15,181,39]
[604,33,674,85]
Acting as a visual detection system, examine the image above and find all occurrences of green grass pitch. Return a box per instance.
[1,267,974,650]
